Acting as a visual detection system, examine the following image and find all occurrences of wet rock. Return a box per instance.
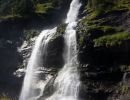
[42,25,65,69]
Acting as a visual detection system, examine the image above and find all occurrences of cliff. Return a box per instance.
[77,0,130,99]
[0,0,130,99]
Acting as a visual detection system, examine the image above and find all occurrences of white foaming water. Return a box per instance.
[19,27,57,100]
[46,0,82,100]
[19,0,81,99]
[66,0,82,24]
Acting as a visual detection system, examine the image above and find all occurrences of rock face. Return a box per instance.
[0,0,69,98]
[76,0,130,99]
[43,25,66,69]
[0,18,25,97]
[0,0,130,99]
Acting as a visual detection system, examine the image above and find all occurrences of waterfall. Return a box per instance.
[46,0,82,100]
[19,27,57,100]
[19,0,81,99]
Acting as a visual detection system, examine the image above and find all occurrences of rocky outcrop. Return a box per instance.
[76,0,130,99]
[43,24,66,69]
[0,0,130,99]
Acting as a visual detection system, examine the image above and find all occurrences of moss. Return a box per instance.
[80,0,130,48]
[119,65,130,72]
[119,84,129,94]
[81,16,123,32]
[0,14,22,20]
[85,0,114,19]
[88,25,116,34]
[85,0,130,20]
[117,0,130,10]
[79,24,120,40]
[51,24,66,41]
[0,0,64,18]
[24,30,40,40]
[93,32,130,47]
[79,36,84,46]
[55,24,66,38]
[35,3,53,14]
[56,24,66,34]
[0,95,10,100]
[87,10,102,20]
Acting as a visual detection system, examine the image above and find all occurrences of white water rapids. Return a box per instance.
[19,28,57,100]
[46,0,82,100]
[19,0,82,100]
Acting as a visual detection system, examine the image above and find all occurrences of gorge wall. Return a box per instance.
[77,0,130,99]
[0,0,130,99]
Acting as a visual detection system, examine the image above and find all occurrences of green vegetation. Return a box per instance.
[0,0,66,20]
[0,0,34,19]
[119,65,130,72]
[0,15,22,20]
[117,0,130,10]
[85,0,130,20]
[35,3,53,14]
[0,95,10,100]
[119,84,129,94]
[24,30,40,40]
[93,32,130,47]
[87,25,116,34]
[56,24,66,34]
[79,0,130,48]
[51,24,66,41]
[86,0,114,19]
[79,36,84,46]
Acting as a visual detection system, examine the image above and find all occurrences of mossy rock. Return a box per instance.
[50,24,66,41]
[0,95,10,100]
[119,84,129,94]
[93,32,130,47]
[35,3,54,14]
[24,30,40,40]
[88,25,117,36]
[83,0,130,21]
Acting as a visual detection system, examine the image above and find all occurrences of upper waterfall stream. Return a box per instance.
[46,0,82,100]
[19,0,82,100]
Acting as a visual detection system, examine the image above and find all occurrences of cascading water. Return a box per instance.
[19,27,57,100]
[45,0,82,100]
[19,0,81,99]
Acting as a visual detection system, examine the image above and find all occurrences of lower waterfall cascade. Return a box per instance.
[19,0,82,100]
[19,27,57,100]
